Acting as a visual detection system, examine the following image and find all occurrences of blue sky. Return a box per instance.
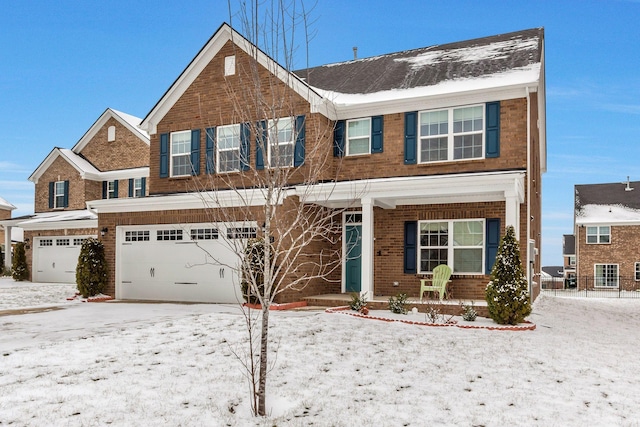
[1,0,639,266]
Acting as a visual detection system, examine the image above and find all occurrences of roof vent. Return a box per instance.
[624,176,634,191]
[353,46,358,60]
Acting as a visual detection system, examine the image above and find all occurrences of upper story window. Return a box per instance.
[268,118,294,168]
[586,226,610,244]
[107,180,117,199]
[346,118,371,156]
[171,130,192,177]
[419,219,484,274]
[133,178,144,198]
[53,181,66,209]
[568,255,576,267]
[217,125,241,172]
[419,105,483,163]
[635,262,640,281]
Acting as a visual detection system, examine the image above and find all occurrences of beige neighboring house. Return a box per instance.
[3,108,150,283]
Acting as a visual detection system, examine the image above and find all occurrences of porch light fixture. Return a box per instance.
[100,227,109,237]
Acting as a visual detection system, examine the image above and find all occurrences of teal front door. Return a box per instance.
[345,224,362,293]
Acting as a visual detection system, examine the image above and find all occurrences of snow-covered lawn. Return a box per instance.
[1,277,639,426]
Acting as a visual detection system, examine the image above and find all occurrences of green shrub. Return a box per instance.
[241,238,268,304]
[388,293,408,314]
[11,242,28,281]
[76,238,107,297]
[461,302,477,321]
[485,225,532,325]
[349,293,367,311]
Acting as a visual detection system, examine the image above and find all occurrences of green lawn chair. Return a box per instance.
[419,264,452,302]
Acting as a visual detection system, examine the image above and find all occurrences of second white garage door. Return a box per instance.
[116,223,255,303]
[33,236,94,283]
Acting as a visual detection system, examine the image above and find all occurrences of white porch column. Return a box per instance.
[360,198,374,299]
[505,191,521,237]
[3,225,12,271]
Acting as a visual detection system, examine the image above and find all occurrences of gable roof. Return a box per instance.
[541,266,564,278]
[29,148,100,184]
[0,196,16,211]
[72,108,149,153]
[575,179,640,224]
[141,23,325,134]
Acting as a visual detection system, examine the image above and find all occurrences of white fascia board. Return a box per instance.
[296,171,526,207]
[538,42,548,174]
[330,83,538,121]
[29,148,87,184]
[576,219,640,227]
[87,188,285,214]
[141,24,325,134]
[18,219,98,231]
[83,167,149,181]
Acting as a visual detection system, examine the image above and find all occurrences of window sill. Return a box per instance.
[416,157,484,167]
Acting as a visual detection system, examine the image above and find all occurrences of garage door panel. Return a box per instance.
[33,237,92,283]
[117,224,248,303]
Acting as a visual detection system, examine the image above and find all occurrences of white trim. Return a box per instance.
[20,219,97,232]
[216,124,241,173]
[91,167,149,181]
[71,108,149,153]
[345,117,372,156]
[87,188,287,214]
[594,263,619,288]
[341,211,362,294]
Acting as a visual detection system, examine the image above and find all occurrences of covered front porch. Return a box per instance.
[296,171,526,302]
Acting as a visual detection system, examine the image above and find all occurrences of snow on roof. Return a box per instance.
[58,148,100,175]
[0,196,16,211]
[110,109,150,140]
[576,204,640,225]
[15,210,97,227]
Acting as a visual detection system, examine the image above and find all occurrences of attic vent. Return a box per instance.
[107,125,116,142]
[624,176,634,191]
[353,46,358,60]
[225,55,236,76]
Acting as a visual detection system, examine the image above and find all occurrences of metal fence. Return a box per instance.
[540,276,640,298]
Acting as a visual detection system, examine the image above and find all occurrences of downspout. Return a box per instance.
[526,86,533,298]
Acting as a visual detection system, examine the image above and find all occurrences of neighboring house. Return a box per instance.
[0,197,17,270]
[562,234,576,285]
[87,23,546,304]
[2,109,150,283]
[541,266,564,289]
[574,178,640,290]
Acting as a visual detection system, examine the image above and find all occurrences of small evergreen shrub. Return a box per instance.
[241,238,268,304]
[485,225,532,325]
[349,293,367,311]
[388,293,408,314]
[11,242,28,281]
[76,238,107,297]
[461,302,477,322]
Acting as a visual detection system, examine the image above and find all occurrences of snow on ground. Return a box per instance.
[1,279,640,426]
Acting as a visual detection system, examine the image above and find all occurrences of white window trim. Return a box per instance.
[346,117,371,156]
[54,181,65,209]
[170,130,191,177]
[635,262,640,281]
[107,180,116,199]
[418,218,485,275]
[418,104,485,164]
[216,124,241,173]
[267,117,294,168]
[586,225,610,244]
[594,263,619,288]
[133,178,143,198]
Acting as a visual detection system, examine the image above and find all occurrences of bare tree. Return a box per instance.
[184,0,358,416]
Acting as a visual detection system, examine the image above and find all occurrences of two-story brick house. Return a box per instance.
[574,179,640,290]
[87,23,546,304]
[8,108,150,283]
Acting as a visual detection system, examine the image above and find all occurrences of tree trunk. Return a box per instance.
[257,304,269,415]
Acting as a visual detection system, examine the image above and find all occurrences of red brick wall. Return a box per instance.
[34,157,85,213]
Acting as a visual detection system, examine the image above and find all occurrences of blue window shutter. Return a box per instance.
[241,123,250,171]
[333,120,345,157]
[190,129,201,175]
[128,179,133,197]
[294,115,306,167]
[159,133,169,178]
[112,180,118,199]
[102,181,108,199]
[404,221,417,274]
[486,102,500,158]
[48,182,54,208]
[141,177,146,197]
[63,180,69,207]
[404,112,417,164]
[485,218,501,274]
[256,120,266,170]
[205,127,215,174]
[371,116,383,153]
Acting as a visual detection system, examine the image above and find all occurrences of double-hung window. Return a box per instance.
[170,130,192,177]
[635,262,640,281]
[133,178,144,197]
[594,264,618,288]
[217,125,241,172]
[268,118,294,168]
[54,181,66,208]
[107,180,117,199]
[586,226,610,244]
[419,105,483,163]
[346,118,371,155]
[419,219,484,273]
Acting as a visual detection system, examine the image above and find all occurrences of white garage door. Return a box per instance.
[116,223,254,303]
[33,236,93,283]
